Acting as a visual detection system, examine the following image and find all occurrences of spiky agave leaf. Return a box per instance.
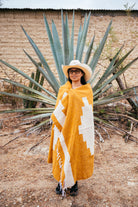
[43,14,65,85]
[76,24,82,59]
[0,108,54,114]
[1,78,56,103]
[21,26,60,94]
[92,45,124,91]
[94,86,138,106]
[93,84,113,100]
[89,20,112,73]
[93,56,138,97]
[0,90,54,105]
[76,12,91,62]
[93,46,135,92]
[23,50,59,93]
[52,20,65,84]
[22,113,52,121]
[88,20,113,85]
[69,10,75,62]
[62,11,70,65]
[0,59,57,99]
[84,34,95,64]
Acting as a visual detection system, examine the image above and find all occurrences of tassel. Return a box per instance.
[49,117,53,124]
[59,181,66,198]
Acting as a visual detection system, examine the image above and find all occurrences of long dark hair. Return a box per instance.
[67,69,87,85]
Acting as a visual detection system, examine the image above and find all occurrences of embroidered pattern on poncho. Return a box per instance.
[48,81,94,190]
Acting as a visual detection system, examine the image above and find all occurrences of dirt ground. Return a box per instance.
[0,106,138,207]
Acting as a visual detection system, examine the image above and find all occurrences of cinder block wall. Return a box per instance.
[0,9,137,91]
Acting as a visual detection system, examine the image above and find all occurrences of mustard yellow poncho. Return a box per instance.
[48,81,94,189]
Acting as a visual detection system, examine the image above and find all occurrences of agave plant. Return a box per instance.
[0,10,138,145]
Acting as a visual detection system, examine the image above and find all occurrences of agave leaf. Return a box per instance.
[93,44,124,91]
[93,46,135,92]
[93,84,112,100]
[89,69,101,86]
[69,10,75,62]
[1,78,56,103]
[84,34,95,64]
[19,92,55,104]
[76,13,87,60]
[61,10,65,65]
[89,20,112,72]
[29,111,52,115]
[133,87,138,102]
[52,20,65,84]
[23,113,52,121]
[131,99,138,108]
[76,25,82,59]
[62,11,70,64]
[33,69,40,91]
[0,108,54,114]
[21,26,60,93]
[0,91,55,105]
[23,49,59,93]
[94,57,138,96]
[77,12,91,62]
[65,13,70,51]
[43,14,60,73]
[113,47,135,70]
[94,95,126,106]
[0,59,57,99]
[131,87,138,108]
[102,86,138,99]
[94,86,138,106]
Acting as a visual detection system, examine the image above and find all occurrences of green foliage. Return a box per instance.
[124,2,136,12]
[0,82,22,106]
[23,63,44,108]
[99,109,105,114]
[115,106,121,113]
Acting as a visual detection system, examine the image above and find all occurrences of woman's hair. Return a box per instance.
[67,69,87,85]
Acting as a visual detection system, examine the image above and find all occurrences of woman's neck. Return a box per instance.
[72,81,82,89]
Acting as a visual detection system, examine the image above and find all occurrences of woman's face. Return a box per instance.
[68,68,84,82]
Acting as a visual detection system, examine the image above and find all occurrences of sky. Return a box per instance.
[1,0,138,10]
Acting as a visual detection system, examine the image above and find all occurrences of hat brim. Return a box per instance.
[62,64,92,82]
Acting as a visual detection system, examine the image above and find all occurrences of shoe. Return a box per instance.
[70,181,78,196]
[56,183,62,195]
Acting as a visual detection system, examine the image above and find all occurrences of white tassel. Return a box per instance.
[49,117,53,124]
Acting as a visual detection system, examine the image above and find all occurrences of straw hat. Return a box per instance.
[62,60,92,82]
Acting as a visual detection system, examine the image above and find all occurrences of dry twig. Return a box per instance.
[28,134,50,152]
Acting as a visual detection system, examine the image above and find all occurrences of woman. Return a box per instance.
[48,60,94,196]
